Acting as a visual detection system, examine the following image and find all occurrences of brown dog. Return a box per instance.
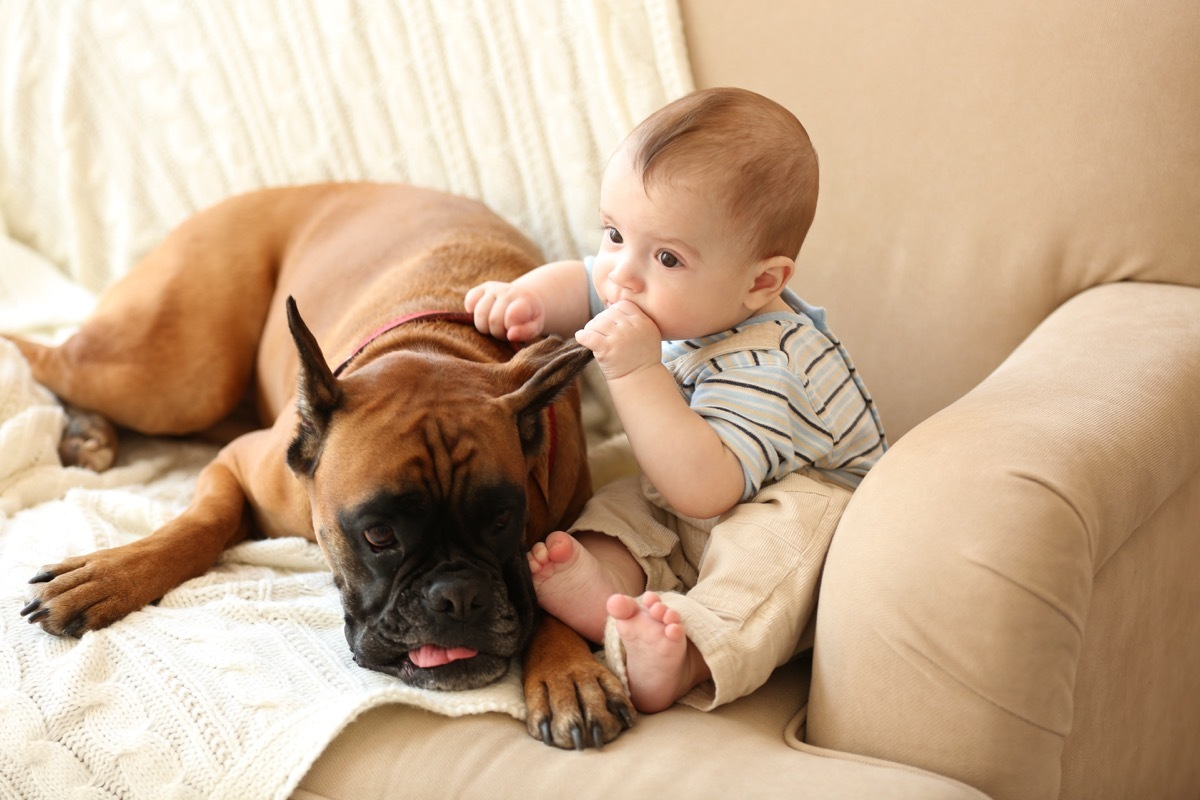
[5,182,633,749]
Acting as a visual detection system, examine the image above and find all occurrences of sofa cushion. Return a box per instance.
[806,282,1200,798]
[295,658,987,800]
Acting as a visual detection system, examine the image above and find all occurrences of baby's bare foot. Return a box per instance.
[527,531,616,642]
[607,591,708,713]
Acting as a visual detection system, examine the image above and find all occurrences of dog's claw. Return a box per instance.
[617,705,634,730]
[29,571,54,584]
[21,600,50,624]
[570,726,584,751]
[539,719,552,746]
[591,723,604,750]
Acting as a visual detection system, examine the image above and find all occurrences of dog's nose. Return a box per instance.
[426,576,487,622]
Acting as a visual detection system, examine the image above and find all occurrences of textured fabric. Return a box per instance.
[0,2,692,798]
[0,340,532,800]
[807,283,1200,800]
[0,0,693,296]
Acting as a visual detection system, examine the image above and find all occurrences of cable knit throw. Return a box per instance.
[0,2,688,798]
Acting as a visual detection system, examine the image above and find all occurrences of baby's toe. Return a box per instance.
[605,593,641,620]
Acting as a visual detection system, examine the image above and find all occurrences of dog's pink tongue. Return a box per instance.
[409,645,478,669]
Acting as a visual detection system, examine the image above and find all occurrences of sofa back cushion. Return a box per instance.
[682,0,1200,437]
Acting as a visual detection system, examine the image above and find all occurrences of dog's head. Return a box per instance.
[283,298,592,690]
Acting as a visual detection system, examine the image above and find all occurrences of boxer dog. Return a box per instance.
[5,183,633,749]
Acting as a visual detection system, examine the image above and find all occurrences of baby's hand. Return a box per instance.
[576,300,662,380]
[465,281,546,342]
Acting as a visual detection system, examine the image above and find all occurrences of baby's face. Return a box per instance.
[593,151,758,341]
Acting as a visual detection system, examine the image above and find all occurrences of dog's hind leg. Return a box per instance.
[4,189,306,436]
[57,403,119,471]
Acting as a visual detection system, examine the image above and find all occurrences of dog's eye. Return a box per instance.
[493,510,513,531]
[363,525,396,550]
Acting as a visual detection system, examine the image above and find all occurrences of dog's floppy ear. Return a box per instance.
[503,337,594,456]
[285,296,344,475]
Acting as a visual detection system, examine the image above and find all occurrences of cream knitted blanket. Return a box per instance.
[0,2,686,797]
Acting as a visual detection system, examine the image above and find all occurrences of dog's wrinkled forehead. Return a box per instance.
[339,361,522,462]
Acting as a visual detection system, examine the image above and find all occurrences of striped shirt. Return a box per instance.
[662,290,887,498]
[583,259,886,499]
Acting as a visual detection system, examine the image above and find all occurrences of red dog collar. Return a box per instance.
[333,310,476,377]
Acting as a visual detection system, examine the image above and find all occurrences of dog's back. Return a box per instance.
[6,182,544,434]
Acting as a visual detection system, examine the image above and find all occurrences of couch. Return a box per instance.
[1,2,1196,799]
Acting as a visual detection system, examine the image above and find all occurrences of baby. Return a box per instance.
[466,87,886,713]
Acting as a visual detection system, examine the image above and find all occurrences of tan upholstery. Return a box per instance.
[302,3,1200,797]
[295,659,985,800]
[679,1,1200,798]
[808,283,1200,798]
[684,0,1200,439]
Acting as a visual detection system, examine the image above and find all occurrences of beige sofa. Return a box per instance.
[1,2,1196,799]
[300,3,1200,799]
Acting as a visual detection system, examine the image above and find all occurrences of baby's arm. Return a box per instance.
[578,300,744,519]
[465,260,591,341]
[609,364,745,519]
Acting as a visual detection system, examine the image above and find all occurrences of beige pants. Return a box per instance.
[570,469,852,711]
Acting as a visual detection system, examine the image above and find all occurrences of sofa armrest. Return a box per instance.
[805,282,1200,800]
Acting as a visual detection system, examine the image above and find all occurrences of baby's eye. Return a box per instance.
[657,251,680,268]
[606,227,624,244]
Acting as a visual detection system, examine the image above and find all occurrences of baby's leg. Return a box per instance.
[656,473,851,711]
[607,592,711,713]
[528,530,644,642]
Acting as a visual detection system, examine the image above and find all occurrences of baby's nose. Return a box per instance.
[609,256,640,289]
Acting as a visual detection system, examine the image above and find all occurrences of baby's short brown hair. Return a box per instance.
[622,87,819,262]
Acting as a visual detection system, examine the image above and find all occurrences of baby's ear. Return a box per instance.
[747,255,795,304]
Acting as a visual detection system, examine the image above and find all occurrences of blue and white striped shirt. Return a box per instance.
[661,290,886,498]
[583,258,886,498]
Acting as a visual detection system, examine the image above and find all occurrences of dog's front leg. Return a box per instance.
[522,613,636,749]
[20,459,252,637]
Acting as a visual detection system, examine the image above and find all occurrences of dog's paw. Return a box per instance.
[523,653,636,750]
[58,405,119,472]
[20,552,153,637]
